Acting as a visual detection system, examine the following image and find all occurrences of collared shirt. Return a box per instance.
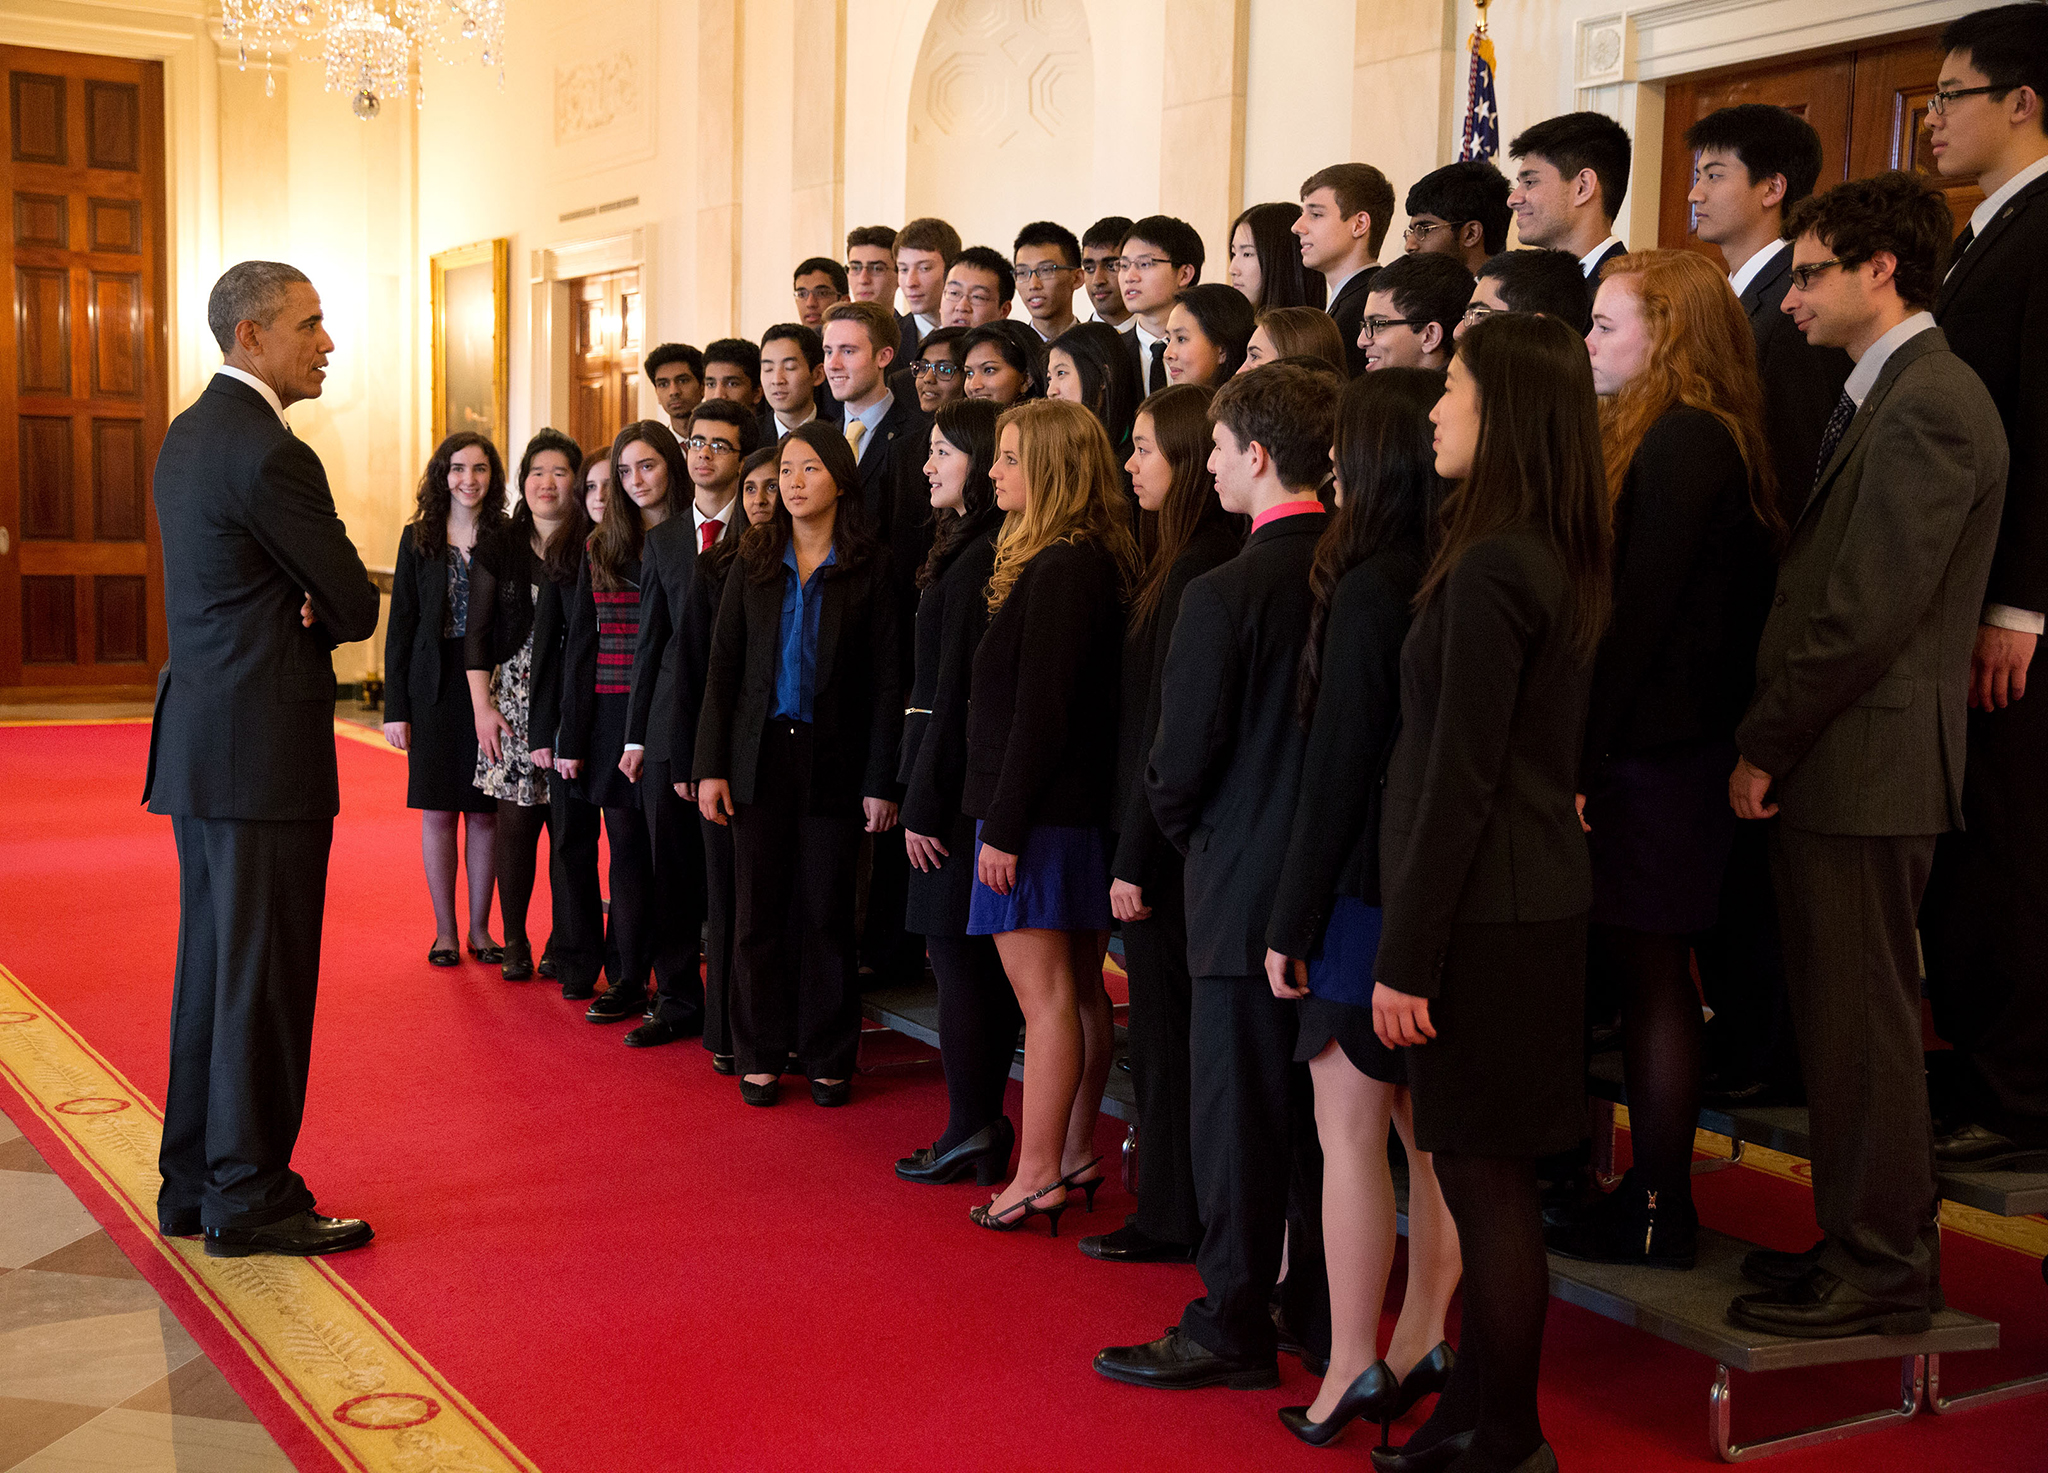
[1727,238,1787,300]
[215,365,289,427]
[841,389,893,464]
[693,494,736,545]
[1843,311,1937,408]
[772,541,837,721]
[1579,236,1625,277]
[774,403,819,434]
[913,313,940,340]
[1967,150,2048,241]
[1326,266,1371,310]
[1132,317,1167,386]
[1249,498,1324,535]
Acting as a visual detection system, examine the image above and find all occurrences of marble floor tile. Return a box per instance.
[0,1138,54,1174]
[0,1298,200,1408]
[118,1356,260,1425]
[0,1267,168,1333]
[6,1407,295,1473]
[0,1177,98,1269]
[21,1233,144,1283]
[0,1113,21,1146]
[0,1397,102,1470]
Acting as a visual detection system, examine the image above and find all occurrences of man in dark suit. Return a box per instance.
[1096,364,1339,1390]
[1117,216,1202,395]
[1507,112,1632,309]
[892,216,961,364]
[1729,174,2007,1338]
[1922,3,2048,1170]
[145,262,381,1257]
[1294,162,1395,375]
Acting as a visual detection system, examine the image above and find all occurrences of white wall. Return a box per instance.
[1243,0,1354,207]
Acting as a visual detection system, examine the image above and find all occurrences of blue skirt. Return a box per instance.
[1294,896,1405,1084]
[966,821,1112,935]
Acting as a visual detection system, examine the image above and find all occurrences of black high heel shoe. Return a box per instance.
[1383,1341,1455,1425]
[897,1117,1014,1186]
[1279,1360,1396,1447]
[1059,1155,1105,1212]
[968,1178,1069,1236]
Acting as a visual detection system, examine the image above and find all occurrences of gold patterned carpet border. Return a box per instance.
[0,962,540,1473]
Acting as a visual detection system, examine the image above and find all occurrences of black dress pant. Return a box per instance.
[730,721,862,1079]
[599,801,657,1000]
[160,815,329,1230]
[546,771,607,988]
[1180,975,1329,1362]
[642,759,706,1028]
[1120,851,1201,1248]
[701,813,736,1058]
[1773,826,1941,1302]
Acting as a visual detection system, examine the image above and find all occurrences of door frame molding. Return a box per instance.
[528,227,648,448]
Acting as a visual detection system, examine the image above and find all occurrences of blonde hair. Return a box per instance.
[986,399,1140,615]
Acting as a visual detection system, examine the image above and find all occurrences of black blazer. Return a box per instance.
[1937,170,2048,614]
[692,542,903,814]
[1266,535,1426,958]
[1146,509,1327,978]
[1111,515,1243,888]
[144,374,379,820]
[382,531,467,722]
[899,528,1000,838]
[1375,529,1595,998]
[897,313,927,364]
[848,392,933,556]
[625,517,699,765]
[756,397,843,449]
[464,522,543,673]
[1328,267,1380,378]
[1584,240,1629,308]
[962,539,1126,854]
[1124,324,1171,396]
[1583,407,1776,769]
[1739,245,1852,517]
[526,563,574,758]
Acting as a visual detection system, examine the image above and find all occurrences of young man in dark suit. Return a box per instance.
[758,323,838,443]
[701,337,762,413]
[1458,248,1594,340]
[1359,251,1470,372]
[1081,215,1135,330]
[147,262,381,1257]
[1508,112,1633,306]
[1922,3,2048,1171]
[646,342,705,444]
[792,256,847,330]
[1404,159,1512,273]
[1294,162,1396,376]
[893,216,961,362]
[1730,172,2008,1339]
[939,245,1014,329]
[845,224,898,304]
[1095,364,1340,1390]
[1014,220,1083,341]
[1117,215,1203,395]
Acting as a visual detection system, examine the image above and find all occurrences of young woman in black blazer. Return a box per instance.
[959,321,1047,407]
[961,398,1140,1233]
[1371,315,1611,1473]
[1089,384,1238,1262]
[383,433,510,966]
[554,423,685,1023]
[1164,283,1256,387]
[684,448,780,1075]
[465,428,585,980]
[1263,371,1460,1446]
[695,421,903,1108]
[1545,250,1780,1270]
[894,400,1018,1184]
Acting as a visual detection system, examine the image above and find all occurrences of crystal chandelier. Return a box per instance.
[219,0,506,118]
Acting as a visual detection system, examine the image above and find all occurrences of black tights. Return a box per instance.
[1411,1152,1548,1470]
[929,934,1021,1154]
[495,799,551,949]
[1599,922,1703,1200]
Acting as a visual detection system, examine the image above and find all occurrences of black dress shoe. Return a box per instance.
[1369,1429,1476,1472]
[560,977,596,1001]
[584,986,646,1023]
[710,1052,736,1076]
[1272,1303,1329,1376]
[810,1078,851,1107]
[1092,1327,1279,1390]
[624,1017,692,1047]
[537,946,558,979]
[739,1077,779,1107]
[466,941,504,964]
[897,1117,1014,1186]
[158,1211,202,1236]
[428,945,459,967]
[1740,1238,1825,1290]
[1078,1224,1194,1263]
[1934,1121,2048,1171]
[205,1211,373,1259]
[1279,1360,1396,1446]
[1728,1267,1933,1339]
[499,940,533,981]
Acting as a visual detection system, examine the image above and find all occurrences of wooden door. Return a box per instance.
[567,267,642,458]
[1660,27,1977,266]
[0,45,168,696]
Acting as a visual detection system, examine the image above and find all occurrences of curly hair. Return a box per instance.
[986,400,1140,616]
[409,432,509,557]
[1780,170,1953,312]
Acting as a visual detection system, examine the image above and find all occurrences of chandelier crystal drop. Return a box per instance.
[218,0,506,118]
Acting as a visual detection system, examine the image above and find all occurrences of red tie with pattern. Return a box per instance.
[700,518,722,553]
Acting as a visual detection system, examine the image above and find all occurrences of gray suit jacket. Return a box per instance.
[1737,326,2006,836]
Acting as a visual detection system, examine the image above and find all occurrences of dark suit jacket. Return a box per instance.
[692,544,902,814]
[1737,326,2007,836]
[1375,529,1595,998]
[898,528,1000,839]
[756,397,843,449]
[1936,170,2048,614]
[1328,268,1380,378]
[1740,245,1852,517]
[1124,324,1172,396]
[1111,515,1242,889]
[625,517,699,765]
[897,312,927,364]
[145,375,379,820]
[1267,535,1425,958]
[1584,240,1629,308]
[1147,508,1326,978]
[383,531,467,723]
[1584,407,1776,768]
[847,392,940,602]
[526,554,576,757]
[464,523,542,673]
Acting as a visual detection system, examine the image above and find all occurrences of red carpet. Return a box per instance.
[1,721,2044,1471]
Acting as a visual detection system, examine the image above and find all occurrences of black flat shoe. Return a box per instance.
[560,977,596,1001]
[1740,1238,1825,1290]
[1934,1121,2048,1171]
[710,1052,736,1076]
[1078,1224,1193,1263]
[537,947,558,979]
[1093,1327,1280,1391]
[1369,1428,1475,1473]
[1728,1267,1933,1339]
[584,986,646,1023]
[428,946,460,967]
[810,1078,851,1108]
[466,941,504,964]
[896,1117,1014,1185]
[1273,1303,1330,1376]
[1279,1360,1396,1446]
[205,1210,373,1258]
[1384,1341,1455,1424]
[739,1077,779,1107]
[499,940,533,981]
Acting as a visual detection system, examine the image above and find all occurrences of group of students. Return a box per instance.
[377,8,2046,1467]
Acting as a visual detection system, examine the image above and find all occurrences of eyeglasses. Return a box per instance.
[1361,315,1427,341]
[1928,84,2006,115]
[1460,303,1498,325]
[844,260,894,276]
[943,284,1000,307]
[1403,219,1467,243]
[1118,255,1172,274]
[910,360,961,379]
[1787,258,1845,290]
[1013,263,1076,284]
[793,286,841,304]
[685,436,739,455]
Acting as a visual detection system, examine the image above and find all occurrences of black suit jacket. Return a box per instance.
[464,523,542,674]
[1739,245,1852,517]
[145,376,379,820]
[897,313,927,364]
[383,531,465,724]
[899,528,1000,839]
[1267,535,1425,957]
[756,397,843,449]
[1328,267,1380,378]
[1937,170,2048,614]
[1375,529,1595,997]
[1584,240,1629,309]
[1124,324,1172,396]
[847,392,941,603]
[1147,508,1327,978]
[625,517,699,765]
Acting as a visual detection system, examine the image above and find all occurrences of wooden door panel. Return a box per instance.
[21,574,75,662]
[83,80,136,171]
[15,264,69,392]
[92,573,144,662]
[8,73,63,165]
[13,191,63,246]
[87,270,140,397]
[1849,38,1982,233]
[87,196,136,252]
[18,414,70,537]
[90,417,142,539]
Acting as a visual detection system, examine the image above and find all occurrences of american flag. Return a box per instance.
[1460,29,1499,162]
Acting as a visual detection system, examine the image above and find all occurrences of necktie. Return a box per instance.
[699,517,722,553]
[1944,223,1975,281]
[845,420,867,460]
[1148,341,1167,394]
[1813,389,1855,493]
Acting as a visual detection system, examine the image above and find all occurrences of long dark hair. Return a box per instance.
[917,399,1002,589]
[511,427,586,555]
[1130,384,1234,632]
[705,446,778,584]
[1417,314,1611,659]
[739,420,876,580]
[1298,370,1448,723]
[959,320,1047,402]
[1048,320,1143,450]
[588,420,685,591]
[408,432,508,556]
[1231,201,1326,310]
[1172,284,1257,383]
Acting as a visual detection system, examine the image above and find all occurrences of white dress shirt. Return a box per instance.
[1842,311,1937,408]
[1132,318,1168,387]
[1727,238,1787,300]
[1579,236,1625,277]
[215,365,289,427]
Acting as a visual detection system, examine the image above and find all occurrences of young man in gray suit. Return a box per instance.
[1728,175,2008,1338]
[145,262,380,1257]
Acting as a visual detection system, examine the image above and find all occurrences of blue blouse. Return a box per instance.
[772,542,836,721]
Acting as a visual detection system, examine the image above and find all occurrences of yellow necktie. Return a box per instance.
[845,421,866,456]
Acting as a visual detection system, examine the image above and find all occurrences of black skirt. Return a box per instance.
[905,809,978,937]
[1295,995,1406,1084]
[1405,914,1588,1157]
[1585,739,1739,935]
[406,637,496,813]
[575,690,638,810]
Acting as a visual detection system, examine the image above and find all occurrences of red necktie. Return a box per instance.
[699,517,722,552]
